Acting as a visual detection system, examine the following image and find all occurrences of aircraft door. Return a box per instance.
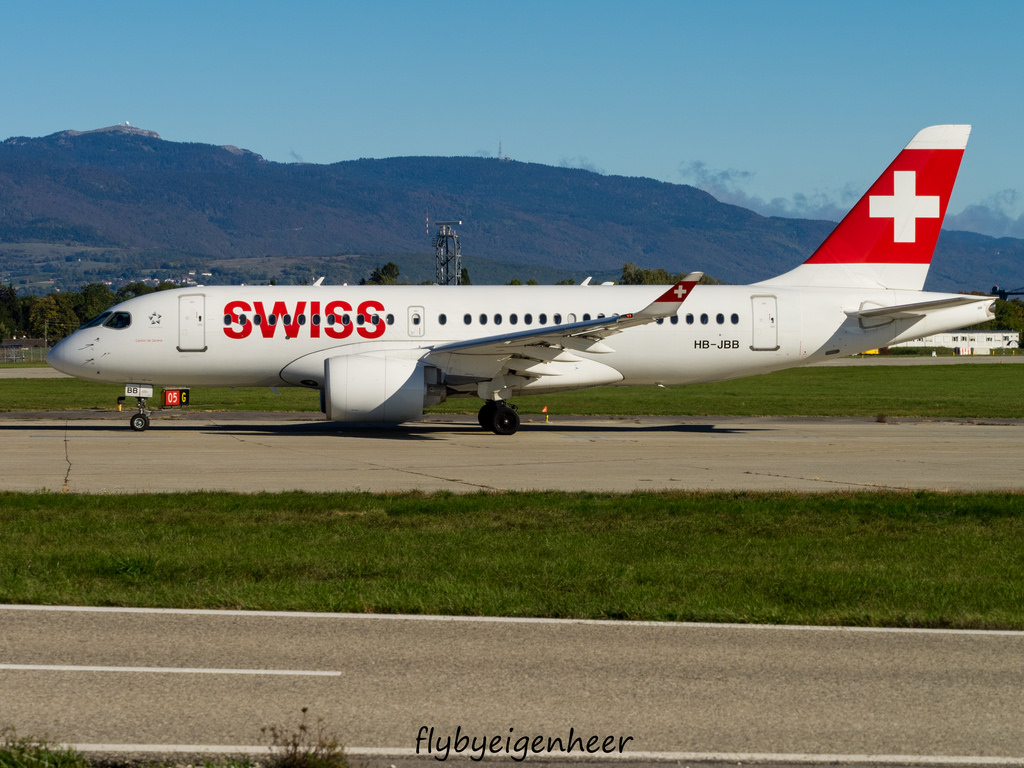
[408,306,425,337]
[750,295,779,351]
[178,294,207,352]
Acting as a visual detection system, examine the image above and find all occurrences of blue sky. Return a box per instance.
[3,0,1023,237]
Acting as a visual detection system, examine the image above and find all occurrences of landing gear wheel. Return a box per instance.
[129,413,150,432]
[491,404,520,436]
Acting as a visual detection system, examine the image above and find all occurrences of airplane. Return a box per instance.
[47,124,994,435]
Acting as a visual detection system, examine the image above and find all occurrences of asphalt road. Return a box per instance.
[2,605,1023,765]
[2,410,1023,493]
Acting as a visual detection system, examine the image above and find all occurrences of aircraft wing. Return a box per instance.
[845,295,994,322]
[429,274,702,358]
[424,275,702,396]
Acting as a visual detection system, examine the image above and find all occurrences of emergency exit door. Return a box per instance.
[750,295,779,351]
[178,294,207,352]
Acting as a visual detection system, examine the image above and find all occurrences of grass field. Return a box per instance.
[2,490,1023,629]
[3,362,1024,418]
[2,362,1023,631]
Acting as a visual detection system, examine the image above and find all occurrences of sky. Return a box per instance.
[3,0,1023,238]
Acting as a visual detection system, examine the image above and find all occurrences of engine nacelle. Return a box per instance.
[323,354,444,424]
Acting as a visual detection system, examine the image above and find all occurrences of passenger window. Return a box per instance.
[716,313,725,325]
[731,313,739,325]
[686,314,694,325]
[439,314,448,325]
[553,313,562,324]
[700,313,709,325]
[386,314,395,325]
[524,313,533,325]
[312,314,321,326]
[671,315,679,324]
[510,313,518,325]
[254,314,263,326]
[583,313,591,321]
[283,314,292,326]
[539,313,547,324]
[268,314,277,326]
[479,314,488,325]
[464,313,472,325]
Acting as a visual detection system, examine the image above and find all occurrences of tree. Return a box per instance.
[27,294,81,343]
[620,262,679,285]
[77,282,116,322]
[115,282,156,302]
[361,262,400,285]
[619,261,722,286]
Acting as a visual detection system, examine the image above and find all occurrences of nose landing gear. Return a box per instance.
[120,384,155,431]
[129,404,151,432]
[478,400,520,435]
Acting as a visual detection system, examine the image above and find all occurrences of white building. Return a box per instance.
[890,330,1020,355]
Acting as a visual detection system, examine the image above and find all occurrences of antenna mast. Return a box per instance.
[433,220,463,286]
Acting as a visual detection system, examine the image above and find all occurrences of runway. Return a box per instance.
[1,410,1023,493]
[2,605,1023,765]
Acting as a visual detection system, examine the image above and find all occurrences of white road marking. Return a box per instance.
[65,744,1024,765]
[2,603,1022,637]
[0,663,340,676]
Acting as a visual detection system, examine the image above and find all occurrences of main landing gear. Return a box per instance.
[478,400,520,435]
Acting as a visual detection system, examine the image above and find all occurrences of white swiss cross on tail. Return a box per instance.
[869,170,940,243]
[768,125,971,292]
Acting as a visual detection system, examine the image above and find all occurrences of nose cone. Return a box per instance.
[46,335,85,376]
[46,337,72,374]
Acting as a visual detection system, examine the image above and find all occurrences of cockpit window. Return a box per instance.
[102,312,132,330]
[81,312,113,330]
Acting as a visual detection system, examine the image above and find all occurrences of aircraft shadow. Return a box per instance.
[0,416,763,439]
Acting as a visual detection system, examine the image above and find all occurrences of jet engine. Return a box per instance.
[323,354,445,424]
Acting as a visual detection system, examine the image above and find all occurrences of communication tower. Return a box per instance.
[433,220,463,285]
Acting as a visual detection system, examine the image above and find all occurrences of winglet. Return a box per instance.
[639,272,703,317]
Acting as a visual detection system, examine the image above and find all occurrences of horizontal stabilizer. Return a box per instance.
[846,295,993,322]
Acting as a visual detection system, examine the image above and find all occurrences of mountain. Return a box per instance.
[1,125,1020,293]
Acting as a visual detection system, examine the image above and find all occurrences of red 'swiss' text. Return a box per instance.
[221,299,387,340]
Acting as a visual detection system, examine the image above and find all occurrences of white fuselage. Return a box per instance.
[47,282,992,395]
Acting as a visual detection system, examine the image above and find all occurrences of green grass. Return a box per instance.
[2,490,1022,629]
[0,716,348,768]
[0,730,90,768]
[4,364,1024,417]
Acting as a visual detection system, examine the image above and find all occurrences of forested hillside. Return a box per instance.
[2,124,1022,294]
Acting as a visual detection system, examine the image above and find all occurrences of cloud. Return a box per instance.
[944,189,1024,238]
[559,156,604,174]
[678,160,1024,238]
[677,160,854,222]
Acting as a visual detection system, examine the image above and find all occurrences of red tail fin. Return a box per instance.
[760,125,970,290]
